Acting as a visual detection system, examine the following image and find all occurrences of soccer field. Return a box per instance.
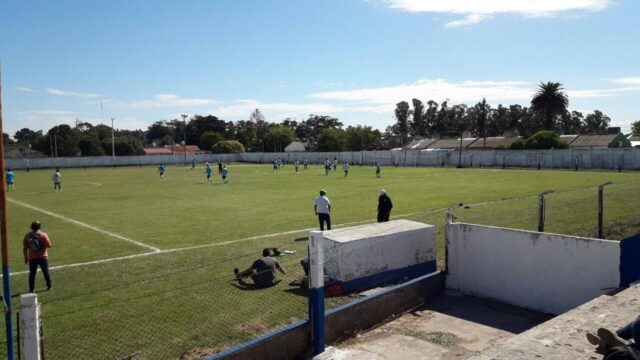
[4,164,640,359]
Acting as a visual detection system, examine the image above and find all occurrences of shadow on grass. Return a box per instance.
[282,287,308,298]
[230,280,282,291]
[294,236,308,242]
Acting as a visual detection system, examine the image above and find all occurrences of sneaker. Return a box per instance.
[47,286,52,291]
[597,328,629,347]
[586,332,602,346]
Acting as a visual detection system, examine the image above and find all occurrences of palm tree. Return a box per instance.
[530,82,569,131]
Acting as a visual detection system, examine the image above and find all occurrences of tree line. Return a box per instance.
[387,82,618,148]
[8,82,636,156]
[9,110,387,157]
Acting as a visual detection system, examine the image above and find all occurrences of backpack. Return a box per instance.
[27,233,43,252]
[604,345,640,360]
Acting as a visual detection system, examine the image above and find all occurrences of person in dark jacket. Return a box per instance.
[377,189,393,222]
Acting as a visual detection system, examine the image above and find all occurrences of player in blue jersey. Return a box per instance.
[158,164,165,179]
[273,159,278,173]
[191,158,196,171]
[205,164,213,183]
[6,169,15,191]
[375,162,381,178]
[221,165,229,184]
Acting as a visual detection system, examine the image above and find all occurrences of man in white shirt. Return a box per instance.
[314,189,331,231]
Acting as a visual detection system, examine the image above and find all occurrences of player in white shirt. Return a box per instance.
[343,162,350,178]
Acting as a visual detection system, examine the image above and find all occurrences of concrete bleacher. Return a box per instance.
[475,284,640,359]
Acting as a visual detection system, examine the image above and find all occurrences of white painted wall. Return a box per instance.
[446,223,621,314]
[7,148,640,170]
[322,220,436,282]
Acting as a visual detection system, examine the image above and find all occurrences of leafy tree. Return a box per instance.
[249,108,266,123]
[409,99,426,137]
[3,133,14,145]
[487,104,509,137]
[394,101,410,146]
[632,121,640,135]
[582,110,611,134]
[78,136,105,156]
[316,128,346,151]
[14,128,38,143]
[234,120,258,148]
[508,139,526,150]
[530,81,569,131]
[264,125,294,152]
[345,125,383,151]
[47,125,79,156]
[199,131,225,151]
[558,111,583,135]
[523,131,569,149]
[147,121,174,144]
[474,99,490,146]
[424,100,440,136]
[211,140,245,153]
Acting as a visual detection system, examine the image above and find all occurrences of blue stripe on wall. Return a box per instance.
[620,233,640,288]
[335,260,437,294]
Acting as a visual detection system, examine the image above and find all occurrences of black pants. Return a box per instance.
[377,211,390,223]
[318,213,331,231]
[29,258,52,292]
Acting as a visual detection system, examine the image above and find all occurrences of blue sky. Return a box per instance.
[1,0,639,136]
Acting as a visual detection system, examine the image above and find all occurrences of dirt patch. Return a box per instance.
[179,345,228,360]
[233,320,269,334]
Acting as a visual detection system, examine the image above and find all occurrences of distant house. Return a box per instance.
[284,141,306,152]
[559,135,579,145]
[143,145,202,155]
[568,134,631,149]
[404,138,438,150]
[467,137,520,150]
[628,135,640,148]
[425,138,478,150]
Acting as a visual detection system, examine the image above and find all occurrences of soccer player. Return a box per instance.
[234,248,287,288]
[191,158,196,170]
[205,164,213,183]
[304,158,309,171]
[6,169,15,191]
[158,164,165,179]
[324,159,331,176]
[218,161,223,175]
[343,162,350,178]
[294,160,300,173]
[375,162,381,178]
[333,157,338,171]
[52,169,62,191]
[273,159,279,173]
[221,165,229,184]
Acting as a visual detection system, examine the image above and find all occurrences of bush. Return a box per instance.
[508,139,526,150]
[211,140,245,154]
[523,131,568,149]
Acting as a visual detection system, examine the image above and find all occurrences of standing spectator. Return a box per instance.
[23,221,52,292]
[377,189,393,222]
[6,169,15,191]
[53,169,62,190]
[314,189,331,231]
[375,162,381,178]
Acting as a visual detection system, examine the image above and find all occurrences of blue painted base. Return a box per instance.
[334,260,437,294]
[620,233,640,287]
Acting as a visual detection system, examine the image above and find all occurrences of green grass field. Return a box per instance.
[3,164,640,359]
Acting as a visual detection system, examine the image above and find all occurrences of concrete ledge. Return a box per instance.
[210,271,445,360]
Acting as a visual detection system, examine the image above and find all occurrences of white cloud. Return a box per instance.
[382,0,612,27]
[46,88,102,98]
[612,77,640,85]
[310,78,533,105]
[129,94,218,108]
[16,87,34,92]
[210,99,344,120]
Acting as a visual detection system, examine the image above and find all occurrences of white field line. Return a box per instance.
[8,198,161,253]
[8,180,639,276]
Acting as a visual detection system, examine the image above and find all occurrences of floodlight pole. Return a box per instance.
[181,114,188,166]
[598,182,613,239]
[111,118,115,160]
[0,68,15,360]
[537,189,555,232]
[457,133,463,168]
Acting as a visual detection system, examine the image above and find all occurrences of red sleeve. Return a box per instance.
[40,232,52,248]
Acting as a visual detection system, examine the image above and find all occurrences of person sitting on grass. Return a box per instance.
[234,248,287,289]
[586,316,640,357]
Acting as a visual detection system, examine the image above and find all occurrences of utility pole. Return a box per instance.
[111,118,115,159]
[0,66,16,360]
[181,114,188,166]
